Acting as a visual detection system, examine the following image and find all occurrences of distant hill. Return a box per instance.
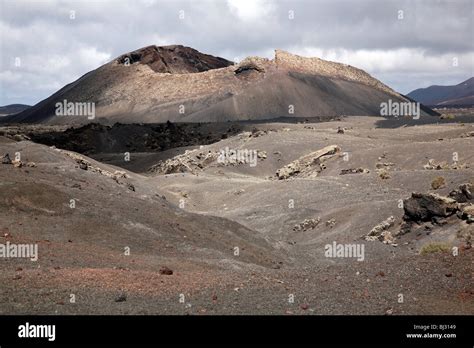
[2,45,437,124]
[407,77,474,107]
[0,104,30,116]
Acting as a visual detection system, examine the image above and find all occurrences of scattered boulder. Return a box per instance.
[257,151,267,160]
[460,131,474,138]
[403,193,458,222]
[449,183,472,203]
[293,218,321,232]
[375,162,394,169]
[340,168,370,175]
[365,216,396,242]
[380,231,396,245]
[424,159,449,170]
[62,150,130,183]
[423,159,468,170]
[114,293,127,302]
[276,145,341,180]
[150,149,218,174]
[377,168,390,179]
[238,131,253,139]
[12,159,23,168]
[325,219,336,228]
[159,266,173,275]
[79,161,88,170]
[250,128,272,138]
[459,204,474,223]
[2,153,12,164]
[2,153,23,168]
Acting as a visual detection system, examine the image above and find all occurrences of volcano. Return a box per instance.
[4,45,437,124]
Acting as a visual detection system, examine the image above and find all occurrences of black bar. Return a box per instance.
[0,315,472,346]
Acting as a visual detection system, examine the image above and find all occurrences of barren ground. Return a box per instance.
[0,115,473,315]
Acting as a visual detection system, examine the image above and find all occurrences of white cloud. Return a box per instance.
[0,0,472,104]
[76,47,111,69]
[291,47,474,75]
[227,0,275,22]
[0,70,21,83]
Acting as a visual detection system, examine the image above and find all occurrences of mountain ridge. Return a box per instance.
[407,77,474,106]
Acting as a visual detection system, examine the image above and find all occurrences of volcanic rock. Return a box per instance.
[459,204,474,223]
[340,168,370,175]
[293,218,321,232]
[12,159,22,168]
[150,149,218,175]
[114,293,127,302]
[2,153,12,164]
[276,145,340,180]
[159,266,173,275]
[365,216,396,242]
[449,183,473,203]
[403,193,458,222]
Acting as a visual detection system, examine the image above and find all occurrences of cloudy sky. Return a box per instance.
[0,0,473,106]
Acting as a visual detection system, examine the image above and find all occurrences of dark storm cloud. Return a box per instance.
[0,0,472,105]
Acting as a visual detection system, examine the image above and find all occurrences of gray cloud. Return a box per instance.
[1,0,473,105]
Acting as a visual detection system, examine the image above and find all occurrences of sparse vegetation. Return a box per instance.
[419,242,451,255]
[431,176,446,190]
[440,114,456,120]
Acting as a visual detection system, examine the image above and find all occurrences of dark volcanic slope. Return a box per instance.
[4,46,437,124]
[117,45,233,73]
[27,122,243,155]
[408,77,474,106]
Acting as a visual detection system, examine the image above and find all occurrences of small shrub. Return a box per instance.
[420,242,451,255]
[440,114,455,120]
[431,176,445,190]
